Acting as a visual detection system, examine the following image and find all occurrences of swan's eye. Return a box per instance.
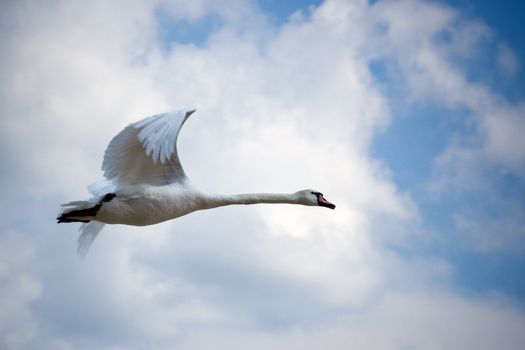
[310,191,323,198]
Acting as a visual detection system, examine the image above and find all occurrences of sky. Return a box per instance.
[1,0,524,349]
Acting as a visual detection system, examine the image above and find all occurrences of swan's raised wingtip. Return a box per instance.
[185,109,196,118]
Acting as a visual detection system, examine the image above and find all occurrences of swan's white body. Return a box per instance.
[58,109,335,255]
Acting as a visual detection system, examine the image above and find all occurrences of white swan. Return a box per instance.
[58,109,335,255]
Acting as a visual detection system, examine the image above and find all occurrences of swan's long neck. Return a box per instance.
[203,192,301,209]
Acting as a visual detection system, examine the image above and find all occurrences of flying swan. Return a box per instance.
[57,109,336,255]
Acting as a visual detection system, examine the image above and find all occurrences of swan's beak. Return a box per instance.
[319,195,336,209]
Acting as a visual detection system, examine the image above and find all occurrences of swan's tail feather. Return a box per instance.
[58,192,115,256]
[57,193,116,223]
[77,221,105,257]
[60,200,93,208]
[57,204,101,223]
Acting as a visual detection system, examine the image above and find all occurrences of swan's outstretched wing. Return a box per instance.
[102,109,195,186]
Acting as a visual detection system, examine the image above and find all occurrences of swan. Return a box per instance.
[57,109,336,255]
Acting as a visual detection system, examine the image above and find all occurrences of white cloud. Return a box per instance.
[172,292,525,350]
[367,2,525,255]
[454,206,525,252]
[0,232,40,350]
[482,104,525,173]
[367,0,525,182]
[1,0,525,349]
[497,43,519,78]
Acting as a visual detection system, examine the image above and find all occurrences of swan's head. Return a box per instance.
[296,189,336,209]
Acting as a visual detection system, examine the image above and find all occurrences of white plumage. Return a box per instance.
[58,109,335,255]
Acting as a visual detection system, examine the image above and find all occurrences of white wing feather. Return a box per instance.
[102,109,195,186]
[87,179,116,196]
[77,221,105,257]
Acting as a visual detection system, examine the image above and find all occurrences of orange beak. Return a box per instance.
[319,194,336,209]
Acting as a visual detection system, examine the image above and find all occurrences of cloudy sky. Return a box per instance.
[1,0,525,349]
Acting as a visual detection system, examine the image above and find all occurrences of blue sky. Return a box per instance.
[1,0,525,349]
[372,0,525,299]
